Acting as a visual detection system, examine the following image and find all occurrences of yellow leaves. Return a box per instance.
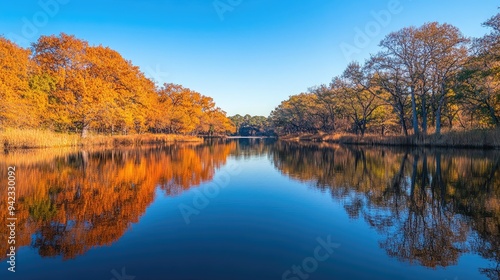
[155,83,233,135]
[33,33,88,74]
[0,37,34,128]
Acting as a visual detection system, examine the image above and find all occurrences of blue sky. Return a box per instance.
[0,0,497,116]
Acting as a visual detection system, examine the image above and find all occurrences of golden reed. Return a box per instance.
[0,129,203,149]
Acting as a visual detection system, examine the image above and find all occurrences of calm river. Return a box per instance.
[0,139,499,280]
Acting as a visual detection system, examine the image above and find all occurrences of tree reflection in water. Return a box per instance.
[0,142,235,260]
[0,140,498,279]
[272,142,500,280]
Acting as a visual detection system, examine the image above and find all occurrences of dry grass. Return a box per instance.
[419,129,500,148]
[81,133,202,147]
[0,129,203,150]
[282,128,500,149]
[0,128,80,149]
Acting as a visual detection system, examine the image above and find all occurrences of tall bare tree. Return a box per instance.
[421,23,469,135]
[367,54,411,135]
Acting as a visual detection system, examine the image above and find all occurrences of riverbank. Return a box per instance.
[0,129,203,149]
[280,128,500,149]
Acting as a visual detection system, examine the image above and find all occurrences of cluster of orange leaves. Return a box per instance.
[0,33,235,136]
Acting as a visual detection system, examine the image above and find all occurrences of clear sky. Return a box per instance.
[0,0,497,116]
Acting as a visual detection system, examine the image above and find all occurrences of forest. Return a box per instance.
[0,33,235,138]
[270,13,500,137]
[228,114,273,136]
[1,12,500,145]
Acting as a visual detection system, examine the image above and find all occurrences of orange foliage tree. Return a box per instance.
[0,37,46,128]
[154,83,235,135]
[0,33,234,136]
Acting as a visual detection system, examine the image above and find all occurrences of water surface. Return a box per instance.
[0,139,499,280]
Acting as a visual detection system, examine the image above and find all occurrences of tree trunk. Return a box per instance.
[430,104,436,128]
[331,114,335,131]
[487,104,500,127]
[436,85,447,136]
[435,106,442,136]
[81,123,90,138]
[411,87,419,136]
[448,114,453,129]
[399,105,408,136]
[421,94,427,135]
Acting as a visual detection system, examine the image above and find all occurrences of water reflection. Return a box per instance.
[272,142,500,279]
[0,142,235,260]
[0,140,498,279]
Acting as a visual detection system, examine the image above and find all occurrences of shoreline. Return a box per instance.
[3,128,500,150]
[279,129,500,150]
[1,129,203,150]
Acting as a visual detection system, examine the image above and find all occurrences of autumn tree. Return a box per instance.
[421,23,469,135]
[32,34,159,136]
[31,33,89,133]
[309,84,339,133]
[378,23,469,136]
[0,33,234,137]
[379,26,425,136]
[367,55,412,135]
[270,93,322,134]
[271,67,393,136]
[341,62,392,136]
[457,13,500,128]
[0,37,45,128]
[85,45,158,134]
[155,83,234,135]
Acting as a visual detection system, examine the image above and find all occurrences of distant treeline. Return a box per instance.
[228,114,275,136]
[0,34,235,136]
[270,13,500,136]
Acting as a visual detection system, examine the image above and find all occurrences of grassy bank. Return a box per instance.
[0,129,203,149]
[280,128,500,149]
